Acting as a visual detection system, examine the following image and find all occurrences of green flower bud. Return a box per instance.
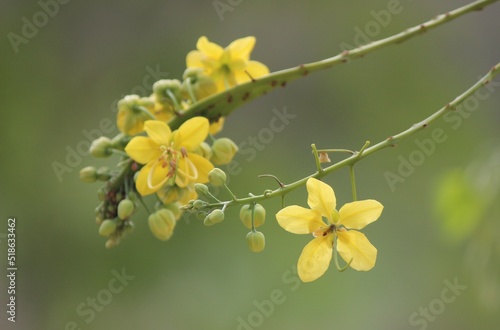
[208,168,227,187]
[99,219,117,237]
[161,202,183,221]
[203,209,224,226]
[246,231,265,253]
[211,138,239,165]
[253,204,266,227]
[153,79,182,103]
[97,188,106,201]
[80,166,97,183]
[111,133,127,150]
[240,204,266,229]
[194,142,213,159]
[193,199,205,210]
[117,199,135,220]
[90,137,112,158]
[96,167,111,181]
[194,183,209,196]
[181,68,218,101]
[117,95,155,136]
[148,209,176,241]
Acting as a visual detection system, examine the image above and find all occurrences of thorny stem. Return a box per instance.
[206,63,500,209]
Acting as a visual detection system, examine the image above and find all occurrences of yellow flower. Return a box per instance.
[276,178,383,282]
[186,36,269,91]
[125,118,214,196]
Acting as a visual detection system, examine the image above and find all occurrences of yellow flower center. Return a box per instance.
[312,224,335,238]
[148,144,199,189]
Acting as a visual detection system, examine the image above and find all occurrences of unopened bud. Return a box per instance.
[99,219,117,237]
[211,138,238,165]
[80,166,97,183]
[117,199,135,220]
[193,199,206,210]
[181,68,217,101]
[240,204,266,229]
[96,167,111,181]
[90,137,112,158]
[208,168,227,187]
[203,209,224,226]
[153,79,182,102]
[148,209,176,241]
[246,231,265,252]
[194,183,209,196]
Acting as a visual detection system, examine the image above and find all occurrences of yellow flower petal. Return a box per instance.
[174,117,209,150]
[144,120,171,145]
[306,178,336,222]
[175,153,213,187]
[336,230,377,271]
[234,60,270,83]
[276,206,325,234]
[187,152,213,183]
[338,200,383,230]
[186,50,203,68]
[298,235,333,282]
[125,136,161,164]
[135,161,167,196]
[227,36,255,61]
[197,36,223,59]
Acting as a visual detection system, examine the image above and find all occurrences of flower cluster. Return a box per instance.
[80,36,268,246]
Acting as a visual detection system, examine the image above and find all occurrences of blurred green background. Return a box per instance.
[1,1,500,329]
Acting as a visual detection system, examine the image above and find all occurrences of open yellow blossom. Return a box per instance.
[276,178,383,282]
[125,118,214,196]
[186,36,269,91]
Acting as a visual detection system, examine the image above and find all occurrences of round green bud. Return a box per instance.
[208,168,227,187]
[79,166,97,183]
[203,209,224,226]
[99,219,117,237]
[148,209,176,241]
[111,133,127,150]
[117,199,135,220]
[194,183,209,196]
[194,142,213,160]
[252,204,266,227]
[246,231,265,253]
[153,79,182,102]
[96,167,111,181]
[193,199,205,210]
[211,138,239,165]
[97,188,106,201]
[181,68,218,101]
[239,204,266,229]
[90,136,112,158]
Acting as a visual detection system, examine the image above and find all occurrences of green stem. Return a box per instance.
[168,0,499,128]
[311,144,323,174]
[206,63,500,208]
[317,149,355,155]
